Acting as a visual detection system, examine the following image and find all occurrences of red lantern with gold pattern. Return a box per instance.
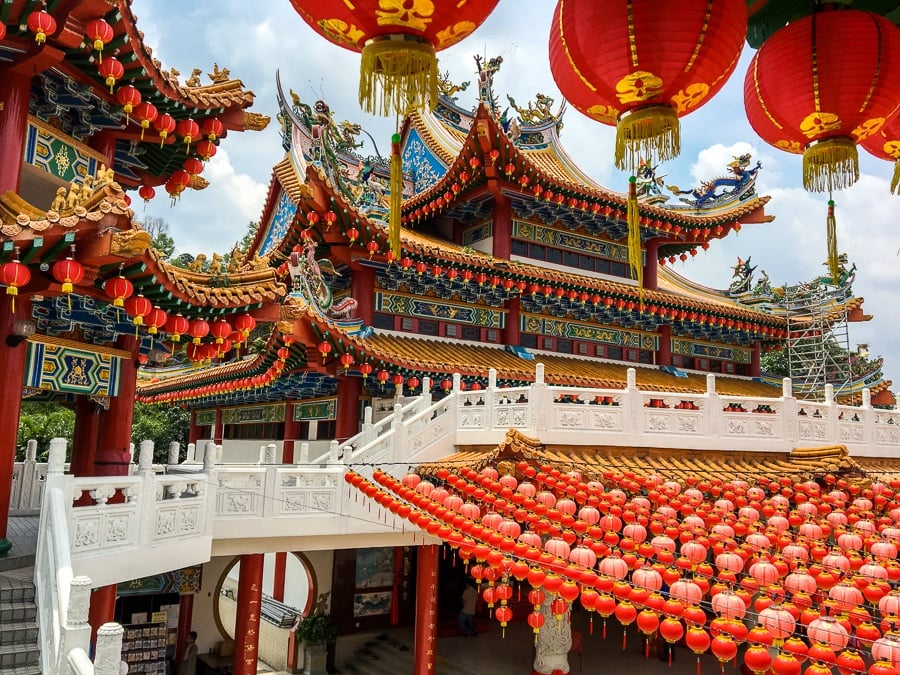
[176,118,200,147]
[104,274,133,308]
[85,19,114,62]
[27,10,56,45]
[200,117,224,142]
[98,57,124,93]
[287,0,500,116]
[165,313,190,343]
[745,9,900,194]
[124,294,152,327]
[1,258,30,308]
[549,0,747,170]
[51,256,84,294]
[133,102,158,140]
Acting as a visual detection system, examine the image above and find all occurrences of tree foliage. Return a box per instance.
[130,403,191,463]
[140,215,176,259]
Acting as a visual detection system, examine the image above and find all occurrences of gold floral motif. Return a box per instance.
[851,117,885,142]
[799,111,841,139]
[435,21,475,49]
[615,71,664,105]
[376,0,434,31]
[671,82,710,113]
[318,18,364,46]
[883,140,900,159]
[587,104,618,124]
[775,139,802,153]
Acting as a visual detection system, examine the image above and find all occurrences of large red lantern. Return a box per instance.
[98,57,124,93]
[138,185,156,204]
[210,319,231,344]
[124,294,152,327]
[287,0,499,116]
[165,313,190,343]
[1,257,30,310]
[153,113,177,147]
[145,307,168,336]
[85,19,114,62]
[549,0,746,170]
[744,8,900,282]
[133,102,158,140]
[200,117,224,141]
[196,140,217,162]
[188,318,210,345]
[176,118,200,147]
[51,256,84,294]
[117,85,142,119]
[27,10,56,45]
[104,274,133,308]
[862,115,900,194]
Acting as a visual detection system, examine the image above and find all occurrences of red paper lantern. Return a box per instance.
[549,0,746,169]
[1,258,30,304]
[104,275,134,308]
[153,113,177,147]
[164,314,190,343]
[210,319,231,344]
[98,57,124,93]
[138,185,156,203]
[187,318,210,345]
[200,117,224,141]
[862,114,900,194]
[124,294,152,326]
[359,362,373,379]
[183,157,204,177]
[287,0,500,116]
[744,9,900,193]
[233,314,256,340]
[196,140,217,161]
[176,118,200,146]
[85,19,114,61]
[339,352,354,372]
[51,256,85,295]
[145,307,168,335]
[133,102,158,140]
[27,10,56,45]
[116,85,142,118]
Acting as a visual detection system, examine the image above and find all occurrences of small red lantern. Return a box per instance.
[210,319,231,344]
[407,376,420,391]
[391,373,405,388]
[104,274,134,308]
[85,19,114,61]
[52,255,84,294]
[145,307,168,335]
[138,185,156,204]
[196,140,217,161]
[187,318,210,345]
[346,227,360,244]
[233,313,256,341]
[176,118,200,146]
[183,157,204,177]
[133,102,158,140]
[153,113,177,147]
[164,314,190,343]
[1,257,30,309]
[359,363,373,379]
[98,57,124,93]
[27,10,57,45]
[318,341,332,358]
[339,352,354,372]
[366,240,379,258]
[200,117,224,141]
[124,294,152,327]
[116,85,142,118]
[376,369,390,384]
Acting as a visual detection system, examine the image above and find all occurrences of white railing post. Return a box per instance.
[824,383,839,441]
[328,440,341,464]
[861,387,876,448]
[391,403,407,463]
[13,440,38,511]
[138,441,155,548]
[298,442,310,465]
[487,368,497,430]
[781,377,798,443]
[623,367,639,435]
[705,373,722,439]
[421,376,432,411]
[168,442,180,465]
[66,575,93,658]
[531,363,550,433]
[361,406,375,447]
[186,442,196,462]
[94,622,124,675]
[453,372,462,392]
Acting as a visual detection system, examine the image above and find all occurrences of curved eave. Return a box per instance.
[404,109,468,166]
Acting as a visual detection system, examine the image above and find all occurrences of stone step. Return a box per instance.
[345,635,478,675]
[0,643,41,670]
[0,601,38,624]
[0,569,36,604]
[0,621,39,648]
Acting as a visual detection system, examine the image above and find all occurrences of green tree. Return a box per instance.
[139,215,176,259]
[16,402,75,461]
[239,221,259,253]
[131,402,191,463]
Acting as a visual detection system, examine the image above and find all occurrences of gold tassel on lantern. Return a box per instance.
[390,132,403,258]
[615,106,680,171]
[627,176,643,301]
[826,198,839,284]
[803,137,859,193]
[359,36,438,117]
[891,160,900,195]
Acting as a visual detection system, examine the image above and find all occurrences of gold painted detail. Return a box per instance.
[558,0,597,93]
[435,21,476,49]
[670,82,710,114]
[851,117,885,142]
[243,111,271,132]
[376,0,434,30]
[775,139,802,153]
[587,104,618,124]
[883,140,900,159]
[318,17,365,45]
[684,0,715,73]
[615,71,664,105]
[800,111,841,139]
[111,229,153,257]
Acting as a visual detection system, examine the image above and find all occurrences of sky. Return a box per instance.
[132,1,900,389]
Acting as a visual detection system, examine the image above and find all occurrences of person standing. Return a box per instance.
[179,631,198,675]
[458,582,478,637]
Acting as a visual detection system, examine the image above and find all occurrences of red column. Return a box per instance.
[70,398,100,477]
[0,66,31,195]
[89,130,118,165]
[175,593,194,664]
[491,195,512,260]
[272,552,287,603]
[188,409,201,446]
[750,340,761,377]
[350,267,375,326]
[504,296,521,347]
[643,239,659,291]
[0,296,31,555]
[88,585,118,645]
[413,545,438,675]
[96,336,137,474]
[656,324,672,367]
[336,377,362,442]
[213,408,223,445]
[233,553,264,675]
[283,401,300,464]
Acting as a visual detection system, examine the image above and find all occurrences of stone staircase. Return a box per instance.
[342,634,479,675]
[0,565,40,673]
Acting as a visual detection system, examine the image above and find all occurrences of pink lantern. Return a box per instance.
[807,617,850,651]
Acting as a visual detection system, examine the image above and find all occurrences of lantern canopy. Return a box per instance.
[549,0,747,170]
[287,0,500,116]
[744,9,900,194]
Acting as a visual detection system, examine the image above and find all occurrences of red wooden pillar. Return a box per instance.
[0,66,31,195]
[0,296,32,555]
[89,129,118,165]
[491,195,512,260]
[213,407,223,445]
[70,398,100,477]
[187,409,201,446]
[350,267,375,326]
[413,545,438,675]
[505,296,521,347]
[175,593,194,664]
[643,239,659,291]
[88,585,118,645]
[233,553,264,675]
[96,335,137,473]
[336,376,362,442]
[656,324,672,367]
[283,401,300,464]
[750,340,761,377]
[272,552,287,603]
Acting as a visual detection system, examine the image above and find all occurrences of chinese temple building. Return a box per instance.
[3,2,900,675]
